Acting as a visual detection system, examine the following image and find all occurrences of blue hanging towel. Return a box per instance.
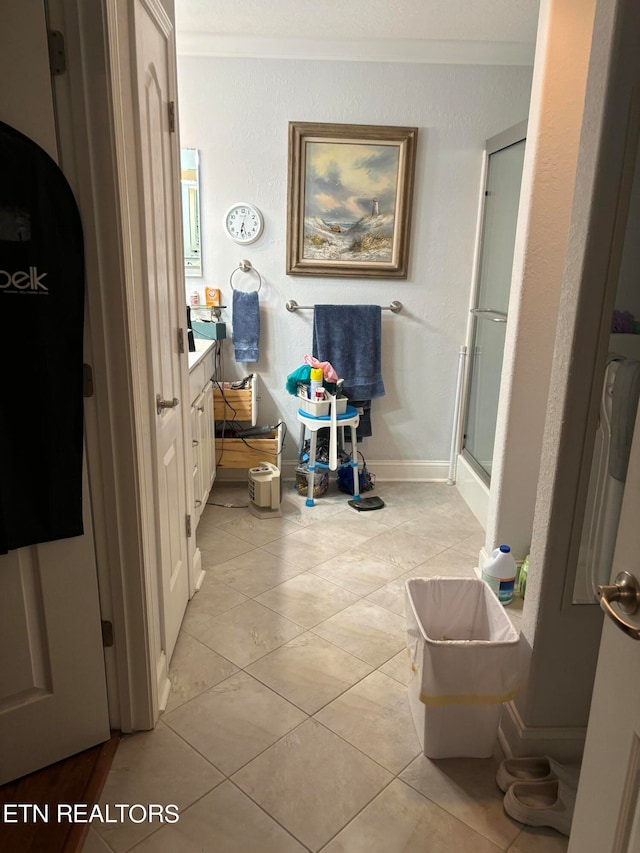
[233,289,260,362]
[313,305,385,400]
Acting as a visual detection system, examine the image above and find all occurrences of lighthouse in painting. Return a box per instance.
[371,197,379,216]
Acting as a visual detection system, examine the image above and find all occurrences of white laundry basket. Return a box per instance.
[405,577,520,759]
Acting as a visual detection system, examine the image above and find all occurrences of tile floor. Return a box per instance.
[86,481,568,853]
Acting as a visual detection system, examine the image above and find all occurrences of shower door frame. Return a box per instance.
[460,120,528,487]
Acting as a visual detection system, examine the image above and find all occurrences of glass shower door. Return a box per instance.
[462,128,526,482]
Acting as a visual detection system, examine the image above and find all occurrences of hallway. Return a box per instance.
[87,481,566,852]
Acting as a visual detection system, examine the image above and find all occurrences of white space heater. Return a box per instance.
[248,462,282,519]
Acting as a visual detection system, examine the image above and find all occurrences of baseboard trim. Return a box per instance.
[216,460,451,483]
[473,548,490,580]
[361,461,450,482]
[498,700,587,762]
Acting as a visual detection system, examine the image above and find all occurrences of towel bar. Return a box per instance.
[286,299,402,314]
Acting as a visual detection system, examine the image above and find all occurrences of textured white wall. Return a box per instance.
[493,0,599,736]
[177,57,532,465]
[485,0,595,560]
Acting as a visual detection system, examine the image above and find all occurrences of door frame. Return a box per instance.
[49,0,193,731]
[537,0,640,616]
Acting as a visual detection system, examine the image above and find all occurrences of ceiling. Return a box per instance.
[175,0,540,65]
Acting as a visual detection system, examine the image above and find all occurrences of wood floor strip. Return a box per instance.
[64,734,121,853]
[0,733,120,853]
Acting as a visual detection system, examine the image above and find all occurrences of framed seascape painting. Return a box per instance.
[287,121,417,279]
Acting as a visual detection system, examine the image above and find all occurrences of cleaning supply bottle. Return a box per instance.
[482,545,517,605]
[309,367,324,401]
[517,554,529,599]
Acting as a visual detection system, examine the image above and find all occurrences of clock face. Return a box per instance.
[224,204,263,244]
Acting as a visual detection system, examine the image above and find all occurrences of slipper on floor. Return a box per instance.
[503,779,576,836]
[496,755,580,792]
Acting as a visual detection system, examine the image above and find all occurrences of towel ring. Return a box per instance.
[229,259,262,293]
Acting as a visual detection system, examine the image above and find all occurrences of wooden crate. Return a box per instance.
[216,431,279,469]
[213,386,252,421]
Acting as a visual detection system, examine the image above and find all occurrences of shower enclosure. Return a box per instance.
[462,122,527,484]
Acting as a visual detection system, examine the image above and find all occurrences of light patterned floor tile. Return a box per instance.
[400,753,521,849]
[377,648,413,686]
[207,483,251,505]
[413,546,480,578]
[315,670,421,774]
[219,513,303,545]
[99,481,499,853]
[365,572,412,617]
[416,484,472,508]
[163,671,307,776]
[311,548,406,596]
[197,528,255,563]
[374,483,462,513]
[359,498,424,527]
[262,527,349,569]
[180,576,247,626]
[82,829,112,853]
[189,599,304,667]
[504,593,524,617]
[133,781,305,852]
[455,529,486,558]
[377,562,479,616]
[280,493,348,527]
[508,613,523,633]
[198,501,251,528]
[232,718,392,852]
[164,631,238,713]
[359,528,446,572]
[313,599,406,667]
[95,723,223,852]
[256,572,358,628]
[399,504,483,549]
[372,482,436,504]
[208,548,304,597]
[303,510,393,547]
[508,827,569,852]
[247,632,373,714]
[322,778,502,853]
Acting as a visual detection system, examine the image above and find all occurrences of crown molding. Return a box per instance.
[176,33,535,66]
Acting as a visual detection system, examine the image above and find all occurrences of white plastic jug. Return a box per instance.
[481,545,517,605]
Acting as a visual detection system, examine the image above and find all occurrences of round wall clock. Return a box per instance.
[223,203,264,244]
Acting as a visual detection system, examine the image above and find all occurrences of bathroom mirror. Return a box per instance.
[181,148,202,277]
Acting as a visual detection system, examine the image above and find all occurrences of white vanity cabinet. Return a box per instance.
[191,380,215,523]
[188,340,217,531]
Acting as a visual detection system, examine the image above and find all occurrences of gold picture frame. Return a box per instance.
[287,121,417,279]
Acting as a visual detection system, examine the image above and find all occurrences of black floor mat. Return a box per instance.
[348,496,385,511]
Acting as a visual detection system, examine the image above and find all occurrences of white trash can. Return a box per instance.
[405,577,520,759]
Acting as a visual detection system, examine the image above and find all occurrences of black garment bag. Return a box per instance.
[0,121,85,553]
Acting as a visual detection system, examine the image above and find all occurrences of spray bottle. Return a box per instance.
[309,367,324,401]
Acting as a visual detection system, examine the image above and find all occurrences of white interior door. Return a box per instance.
[569,358,640,851]
[568,6,640,844]
[132,0,189,664]
[0,0,109,784]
